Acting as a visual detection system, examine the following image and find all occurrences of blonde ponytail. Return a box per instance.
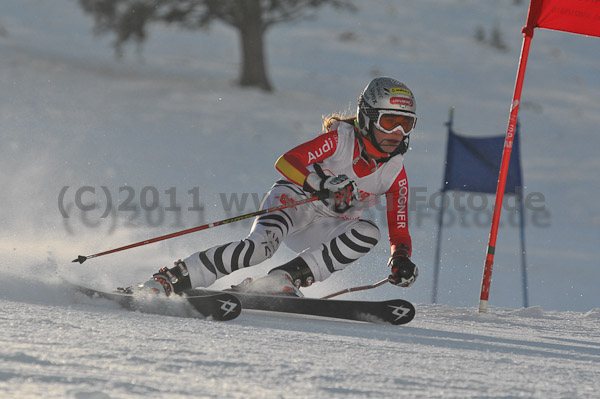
[321,111,357,133]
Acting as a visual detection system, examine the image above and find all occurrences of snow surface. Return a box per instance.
[1,0,599,397]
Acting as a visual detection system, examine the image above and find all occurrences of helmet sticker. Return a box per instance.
[390,97,414,107]
[389,87,413,96]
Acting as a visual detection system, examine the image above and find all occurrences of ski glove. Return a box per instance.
[303,164,358,213]
[388,250,418,287]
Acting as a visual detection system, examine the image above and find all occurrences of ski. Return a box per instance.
[185,289,415,325]
[71,284,242,321]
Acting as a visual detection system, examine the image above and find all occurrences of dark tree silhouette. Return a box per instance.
[78,0,356,91]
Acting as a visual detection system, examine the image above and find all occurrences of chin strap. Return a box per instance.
[361,134,391,159]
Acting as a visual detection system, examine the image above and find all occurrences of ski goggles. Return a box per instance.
[374,110,417,136]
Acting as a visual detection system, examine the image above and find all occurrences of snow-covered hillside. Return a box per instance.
[1,0,599,397]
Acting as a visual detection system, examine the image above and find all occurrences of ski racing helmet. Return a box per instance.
[356,77,417,157]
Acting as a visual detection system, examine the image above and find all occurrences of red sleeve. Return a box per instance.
[385,167,412,257]
[274,131,339,186]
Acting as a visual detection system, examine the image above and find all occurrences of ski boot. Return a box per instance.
[136,259,192,296]
[229,257,315,297]
[230,270,304,297]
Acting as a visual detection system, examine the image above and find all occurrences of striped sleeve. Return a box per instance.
[275,131,339,186]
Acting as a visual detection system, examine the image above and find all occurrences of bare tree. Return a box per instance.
[489,22,508,51]
[78,0,356,91]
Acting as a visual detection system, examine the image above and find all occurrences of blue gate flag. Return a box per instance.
[433,110,528,308]
[443,123,522,194]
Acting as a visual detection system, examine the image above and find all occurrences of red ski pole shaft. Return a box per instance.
[321,278,391,299]
[73,195,320,264]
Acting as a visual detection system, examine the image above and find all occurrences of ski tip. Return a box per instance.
[385,299,416,325]
[72,255,88,264]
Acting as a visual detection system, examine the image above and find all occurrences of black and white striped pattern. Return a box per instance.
[181,181,381,288]
[196,208,291,281]
[301,220,380,281]
[198,239,256,278]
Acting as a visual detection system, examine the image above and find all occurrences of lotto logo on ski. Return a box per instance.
[218,299,239,317]
[307,137,336,163]
[388,304,412,322]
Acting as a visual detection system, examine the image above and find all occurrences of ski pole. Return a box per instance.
[321,278,391,299]
[73,194,321,264]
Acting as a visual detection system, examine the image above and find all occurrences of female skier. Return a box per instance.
[140,76,419,296]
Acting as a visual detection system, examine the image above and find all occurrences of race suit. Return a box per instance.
[182,121,411,288]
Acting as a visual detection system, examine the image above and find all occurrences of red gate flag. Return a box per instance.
[478,0,600,313]
[524,0,600,37]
